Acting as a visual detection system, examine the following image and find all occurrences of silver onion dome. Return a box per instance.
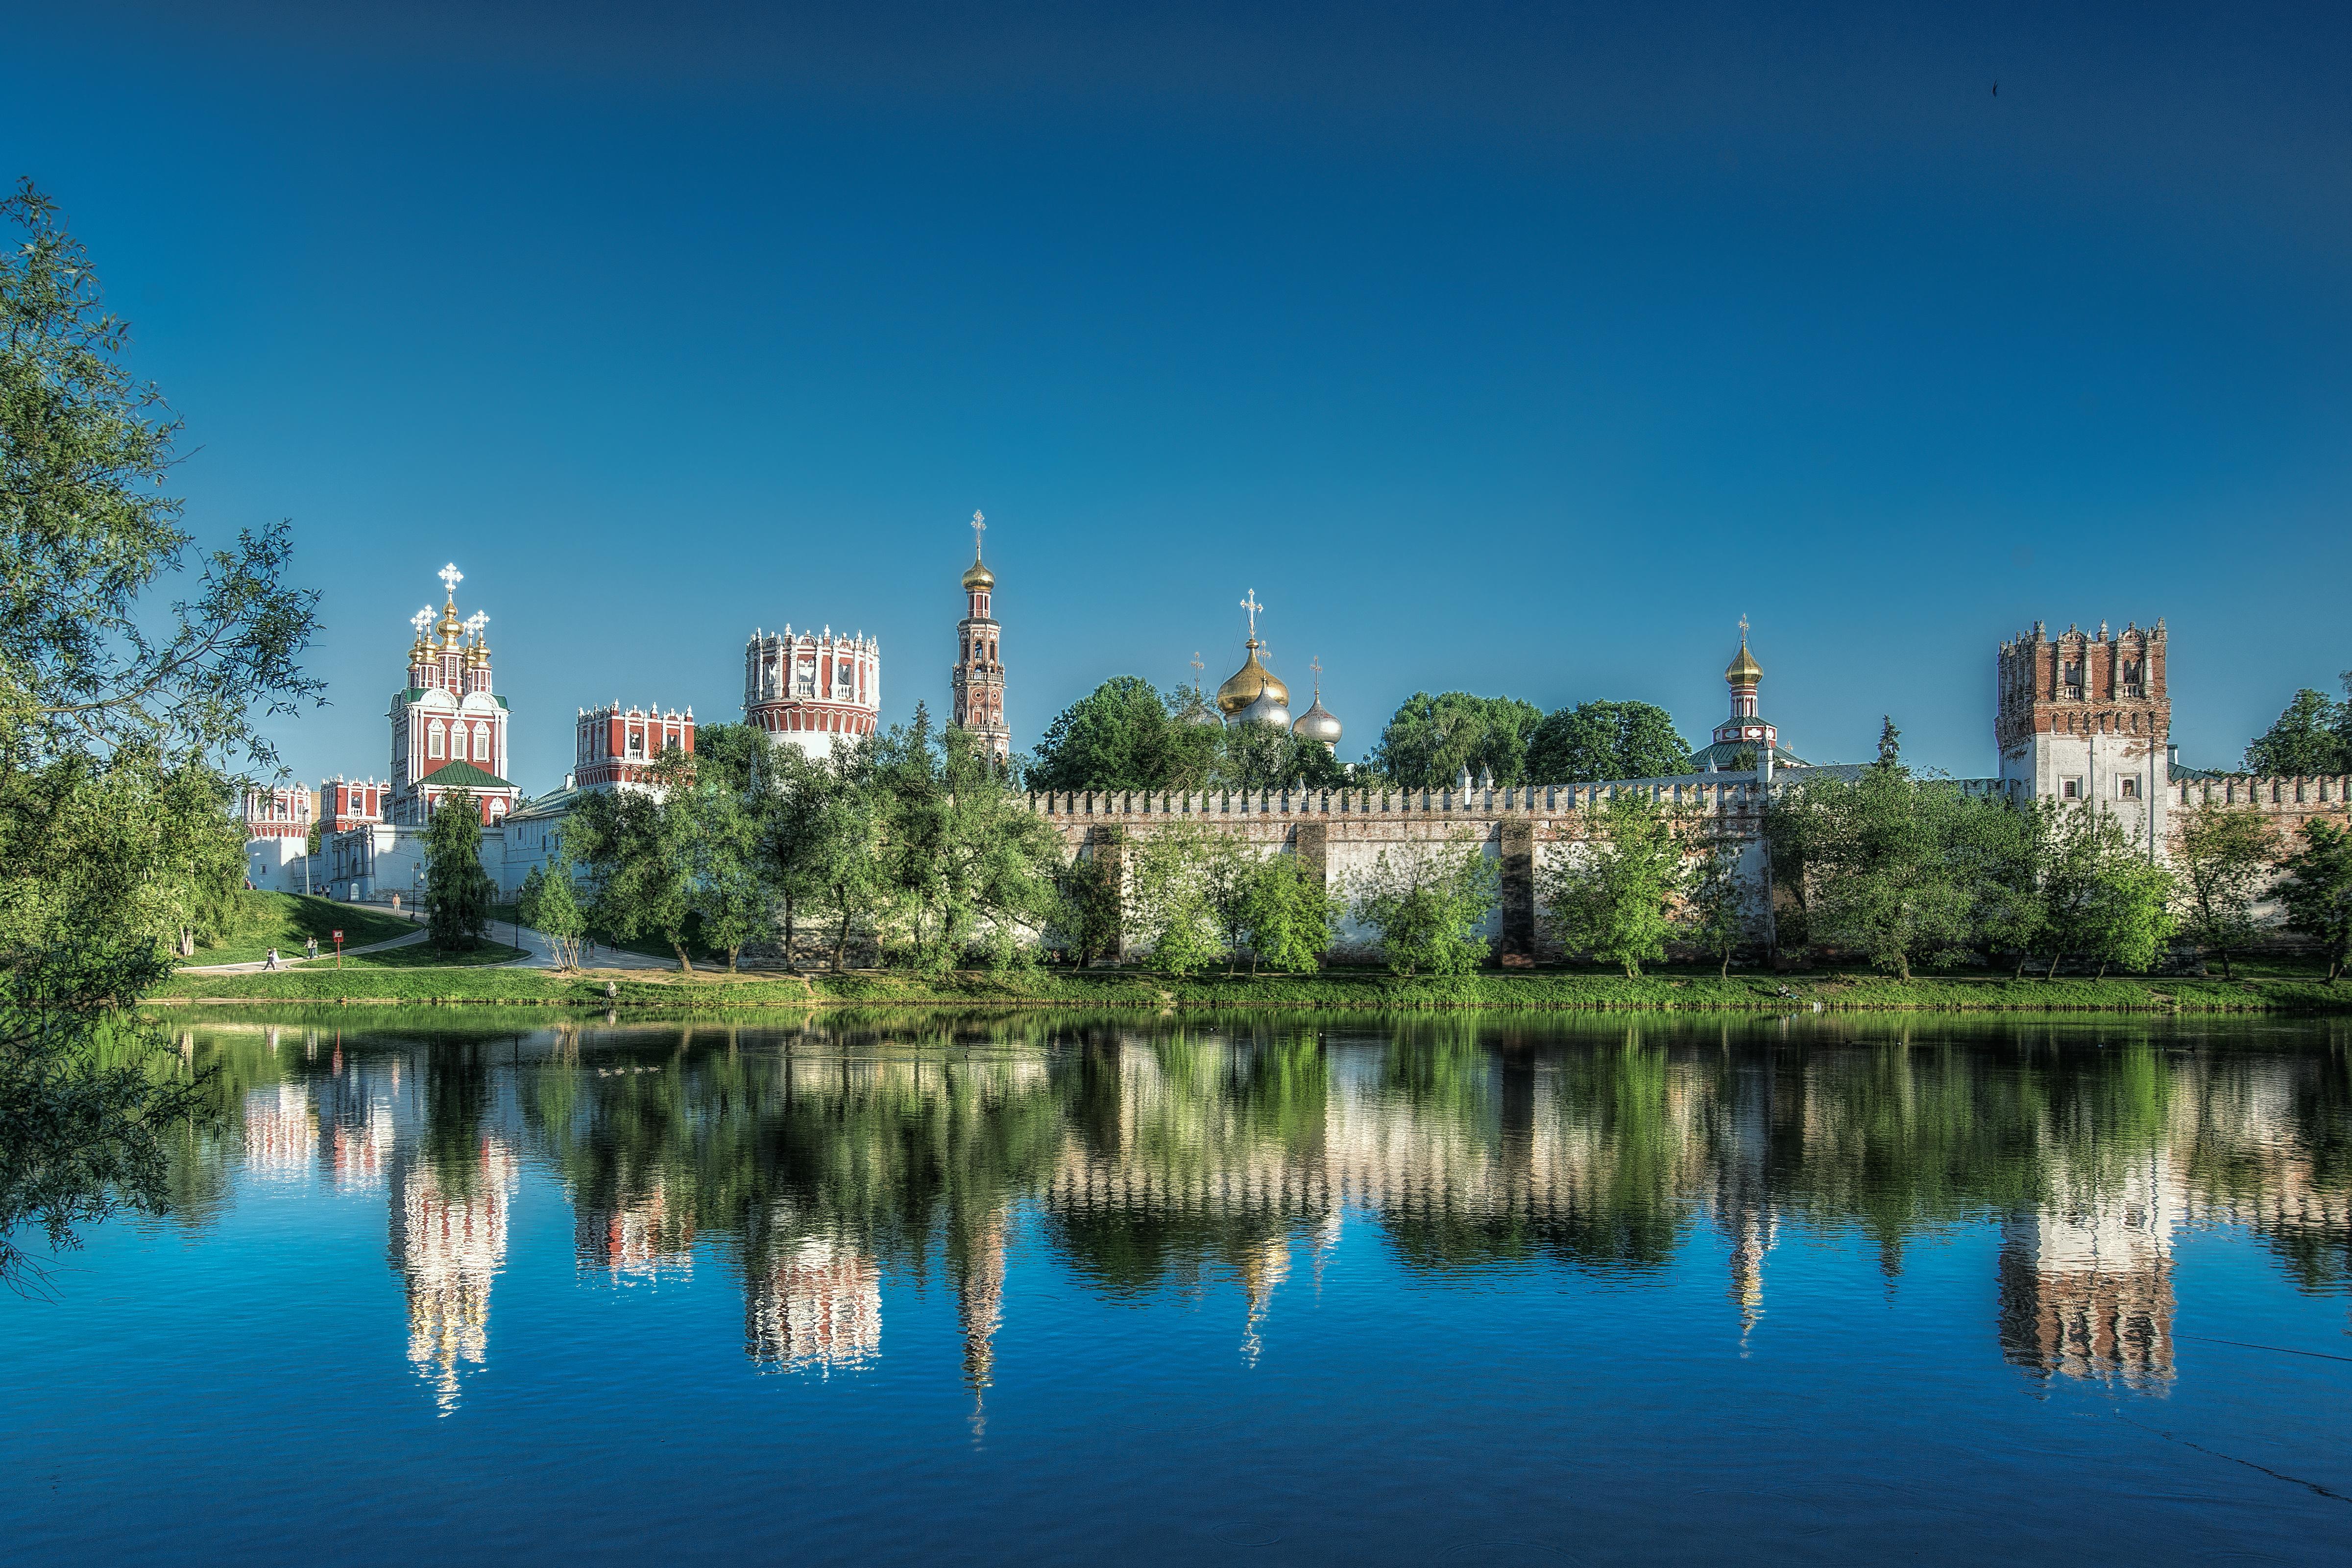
[1291,695,1341,748]
[1236,690,1292,729]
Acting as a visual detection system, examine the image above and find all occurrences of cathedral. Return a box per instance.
[1210,589,1344,750]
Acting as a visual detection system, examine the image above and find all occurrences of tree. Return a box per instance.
[422,790,495,953]
[1055,836,1124,967]
[516,847,587,970]
[1785,765,1972,980]
[1680,827,1750,979]
[2276,818,2352,982]
[2081,854,2176,979]
[1214,721,1345,793]
[1241,852,1342,974]
[0,936,207,1281]
[1951,796,2052,979]
[567,765,697,970]
[875,706,1063,969]
[685,773,768,973]
[1370,692,1543,791]
[1030,677,1209,793]
[2037,806,2164,979]
[1525,700,1690,784]
[1126,820,1228,976]
[2244,688,2351,776]
[1349,833,1498,977]
[2171,805,2279,979]
[1540,793,1685,977]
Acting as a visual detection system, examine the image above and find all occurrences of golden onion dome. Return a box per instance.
[1724,637,1762,686]
[1216,642,1290,716]
[962,555,994,591]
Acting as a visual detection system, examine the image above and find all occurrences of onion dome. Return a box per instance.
[1724,633,1761,686]
[1292,695,1341,747]
[962,555,994,591]
[1216,641,1290,717]
[1178,693,1223,727]
[1236,688,1293,729]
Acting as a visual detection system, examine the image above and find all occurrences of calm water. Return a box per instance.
[6,1010,2351,1564]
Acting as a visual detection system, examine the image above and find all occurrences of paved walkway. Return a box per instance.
[499,923,676,972]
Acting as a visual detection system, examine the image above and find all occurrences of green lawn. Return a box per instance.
[147,960,2352,1013]
[183,893,421,967]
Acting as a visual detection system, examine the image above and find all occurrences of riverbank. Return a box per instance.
[146,964,2352,1013]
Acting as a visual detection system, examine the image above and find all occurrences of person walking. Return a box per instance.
[263,948,281,971]
[305,936,319,963]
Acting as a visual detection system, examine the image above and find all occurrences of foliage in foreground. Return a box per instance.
[0,934,206,1281]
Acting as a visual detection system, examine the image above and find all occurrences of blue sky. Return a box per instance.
[7,1,2348,788]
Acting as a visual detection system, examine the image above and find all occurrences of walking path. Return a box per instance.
[498,923,675,971]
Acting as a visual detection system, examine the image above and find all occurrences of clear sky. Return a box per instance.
[7,1,2348,790]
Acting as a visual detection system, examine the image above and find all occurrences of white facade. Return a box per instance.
[744,625,881,764]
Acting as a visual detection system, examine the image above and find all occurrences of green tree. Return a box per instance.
[2171,805,2279,979]
[1349,833,1498,977]
[1214,722,1346,793]
[683,766,768,973]
[1126,820,1227,976]
[1055,835,1125,967]
[2276,818,2352,982]
[516,845,587,970]
[1030,677,1204,793]
[1785,764,1973,980]
[1680,826,1750,978]
[567,765,698,970]
[1540,793,1685,977]
[876,706,1063,968]
[2081,854,2176,978]
[1951,796,2052,978]
[2244,688,2351,776]
[1526,700,1690,784]
[1370,692,1543,791]
[2037,806,2163,979]
[422,789,495,954]
[1242,851,1342,974]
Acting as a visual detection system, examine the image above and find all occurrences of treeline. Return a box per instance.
[1027,678,1691,794]
[1763,735,2352,982]
[2243,673,2352,775]
[516,709,1068,973]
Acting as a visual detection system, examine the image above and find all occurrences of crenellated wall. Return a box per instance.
[1028,779,1778,962]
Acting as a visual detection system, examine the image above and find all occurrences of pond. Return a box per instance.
[6,1010,2350,1563]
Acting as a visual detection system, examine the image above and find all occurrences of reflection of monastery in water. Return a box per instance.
[390,1139,519,1410]
[1999,1153,2180,1390]
[576,1178,696,1282]
[745,1219,883,1374]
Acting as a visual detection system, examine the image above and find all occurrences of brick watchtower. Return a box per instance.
[949,510,1011,764]
[1996,618,2168,852]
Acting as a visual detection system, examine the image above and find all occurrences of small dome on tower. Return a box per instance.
[962,557,994,591]
[1724,634,1761,686]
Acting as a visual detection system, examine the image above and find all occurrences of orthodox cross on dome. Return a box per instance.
[970,510,986,558]
[1738,613,1749,642]
[438,563,464,598]
[411,608,433,637]
[465,612,489,638]
[1310,655,1323,694]
[1239,589,1263,640]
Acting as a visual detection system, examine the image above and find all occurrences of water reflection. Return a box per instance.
[169,1014,2352,1408]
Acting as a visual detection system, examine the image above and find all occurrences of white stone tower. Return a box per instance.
[1996,618,2169,855]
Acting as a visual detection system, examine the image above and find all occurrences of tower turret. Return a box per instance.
[1995,617,2168,854]
[947,510,1011,763]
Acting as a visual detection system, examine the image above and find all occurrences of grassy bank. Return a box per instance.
[146,963,2352,1013]
[179,893,419,967]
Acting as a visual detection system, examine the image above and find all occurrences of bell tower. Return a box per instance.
[949,511,1011,764]
[1996,618,2168,852]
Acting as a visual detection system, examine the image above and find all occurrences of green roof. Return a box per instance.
[424,760,515,791]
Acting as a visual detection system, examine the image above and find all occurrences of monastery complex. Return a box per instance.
[243,522,2351,958]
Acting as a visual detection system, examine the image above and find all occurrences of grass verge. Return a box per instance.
[146,964,2352,1013]
[178,893,420,967]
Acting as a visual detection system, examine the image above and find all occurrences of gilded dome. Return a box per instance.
[1724,637,1762,686]
[1292,696,1342,746]
[962,555,994,591]
[1216,642,1290,717]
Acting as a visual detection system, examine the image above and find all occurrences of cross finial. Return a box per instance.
[1240,589,1262,640]
[438,562,463,598]
[465,611,489,638]
[1738,613,1749,642]
[1310,655,1323,692]
[411,607,433,636]
[1190,651,1204,675]
[970,509,986,559]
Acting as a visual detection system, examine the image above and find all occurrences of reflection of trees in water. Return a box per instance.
[163,1011,2352,1393]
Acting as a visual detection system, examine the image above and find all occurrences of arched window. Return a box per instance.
[474,725,491,763]
[428,721,445,759]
